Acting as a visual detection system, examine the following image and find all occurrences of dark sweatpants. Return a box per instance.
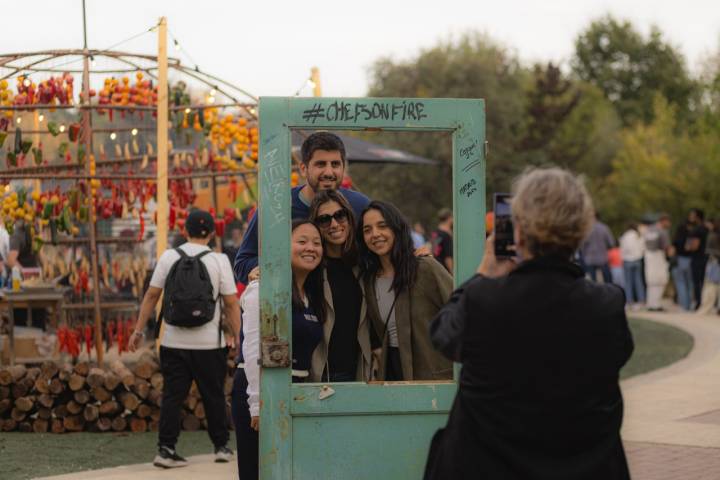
[232,368,258,480]
[692,256,708,309]
[158,346,229,449]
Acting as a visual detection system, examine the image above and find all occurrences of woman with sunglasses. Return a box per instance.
[232,219,325,479]
[308,189,373,382]
[358,200,454,381]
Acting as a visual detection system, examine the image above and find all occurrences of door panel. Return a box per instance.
[259,97,485,479]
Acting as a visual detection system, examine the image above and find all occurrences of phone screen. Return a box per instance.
[493,193,515,258]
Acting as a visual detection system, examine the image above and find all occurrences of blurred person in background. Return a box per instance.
[619,222,646,309]
[672,209,708,310]
[430,208,454,273]
[580,212,615,283]
[643,215,671,312]
[412,222,427,249]
[696,218,720,315]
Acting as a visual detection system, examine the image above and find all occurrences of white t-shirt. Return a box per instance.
[150,242,237,349]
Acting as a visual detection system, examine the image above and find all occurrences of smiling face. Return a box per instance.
[299,150,345,193]
[362,208,395,259]
[317,200,349,247]
[291,223,323,274]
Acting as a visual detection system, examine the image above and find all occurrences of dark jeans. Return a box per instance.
[692,255,708,309]
[585,264,612,283]
[386,346,403,381]
[158,346,229,450]
[231,368,258,480]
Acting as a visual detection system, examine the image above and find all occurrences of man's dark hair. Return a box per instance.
[301,131,346,165]
[357,201,418,295]
[690,208,705,221]
[438,208,452,223]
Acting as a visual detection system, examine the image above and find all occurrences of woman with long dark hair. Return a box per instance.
[308,190,372,382]
[231,219,325,479]
[357,200,453,381]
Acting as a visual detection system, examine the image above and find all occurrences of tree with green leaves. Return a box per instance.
[351,33,529,227]
[572,15,697,127]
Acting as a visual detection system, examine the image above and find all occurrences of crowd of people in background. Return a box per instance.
[575,209,719,314]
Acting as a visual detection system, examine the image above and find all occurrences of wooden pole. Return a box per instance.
[311,67,322,97]
[82,55,104,364]
[156,17,168,259]
[155,18,169,349]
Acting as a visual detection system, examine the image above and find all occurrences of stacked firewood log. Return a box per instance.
[0,354,235,433]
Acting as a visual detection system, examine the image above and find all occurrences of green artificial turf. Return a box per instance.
[0,431,213,480]
[621,317,694,379]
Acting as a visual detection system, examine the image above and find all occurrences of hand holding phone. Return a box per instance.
[493,193,515,258]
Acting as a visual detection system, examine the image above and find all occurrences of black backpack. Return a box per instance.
[161,248,217,328]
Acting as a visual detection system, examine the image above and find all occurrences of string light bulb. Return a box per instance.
[23,78,31,88]
[38,114,44,122]
[110,132,117,140]
[174,39,181,51]
[131,128,138,136]
[59,124,66,132]
[184,108,191,114]
[210,88,216,96]
[16,117,21,124]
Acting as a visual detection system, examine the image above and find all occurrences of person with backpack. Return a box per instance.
[129,209,240,469]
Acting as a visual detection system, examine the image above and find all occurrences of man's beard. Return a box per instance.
[308,175,339,192]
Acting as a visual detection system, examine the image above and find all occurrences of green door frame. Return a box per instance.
[258,97,485,479]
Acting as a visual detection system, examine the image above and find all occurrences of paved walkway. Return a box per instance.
[33,309,720,479]
[33,455,237,479]
[623,309,720,479]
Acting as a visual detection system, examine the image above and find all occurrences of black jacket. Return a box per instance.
[425,256,634,480]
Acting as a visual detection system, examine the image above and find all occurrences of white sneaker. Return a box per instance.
[214,445,234,463]
[153,446,189,468]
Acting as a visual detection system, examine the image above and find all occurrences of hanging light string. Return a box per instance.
[168,28,200,72]
[3,22,160,80]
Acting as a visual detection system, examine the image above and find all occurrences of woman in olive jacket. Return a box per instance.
[425,168,634,480]
[358,200,454,381]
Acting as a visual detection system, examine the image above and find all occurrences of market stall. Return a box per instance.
[0,20,261,365]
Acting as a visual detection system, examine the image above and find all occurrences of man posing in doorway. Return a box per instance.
[234,132,370,283]
[130,209,240,468]
[431,208,454,273]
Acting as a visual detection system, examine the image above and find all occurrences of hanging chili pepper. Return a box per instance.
[138,215,145,241]
[116,322,124,356]
[123,319,132,352]
[58,326,68,354]
[106,320,114,350]
[32,144,43,165]
[228,178,238,202]
[68,123,81,143]
[14,126,22,154]
[168,206,176,230]
[84,324,93,355]
[47,121,60,136]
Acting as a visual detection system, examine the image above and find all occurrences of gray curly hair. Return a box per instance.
[511,167,595,258]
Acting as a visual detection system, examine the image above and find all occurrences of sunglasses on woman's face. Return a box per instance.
[316,209,349,228]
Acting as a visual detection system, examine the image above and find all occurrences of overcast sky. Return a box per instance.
[3,0,719,99]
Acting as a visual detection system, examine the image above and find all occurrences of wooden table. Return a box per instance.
[0,289,69,366]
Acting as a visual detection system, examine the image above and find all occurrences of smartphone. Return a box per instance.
[493,193,515,258]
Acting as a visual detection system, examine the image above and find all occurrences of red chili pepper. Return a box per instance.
[106,320,115,350]
[58,327,68,354]
[84,324,93,354]
[116,323,124,356]
[215,218,225,238]
[123,319,132,352]
[169,206,176,230]
[138,216,145,241]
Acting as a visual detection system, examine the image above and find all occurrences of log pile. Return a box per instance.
[0,354,236,433]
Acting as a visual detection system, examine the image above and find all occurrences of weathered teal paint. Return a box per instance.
[258,97,485,479]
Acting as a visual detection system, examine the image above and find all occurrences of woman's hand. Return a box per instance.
[128,330,144,352]
[248,267,260,282]
[477,235,519,278]
[250,416,259,431]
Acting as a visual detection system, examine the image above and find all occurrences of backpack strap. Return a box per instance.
[175,247,188,258]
